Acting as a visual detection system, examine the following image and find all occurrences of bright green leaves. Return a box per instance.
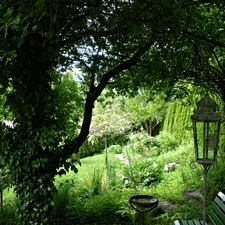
[2,7,14,38]
[12,16,20,25]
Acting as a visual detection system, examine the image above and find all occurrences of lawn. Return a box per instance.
[1,134,222,225]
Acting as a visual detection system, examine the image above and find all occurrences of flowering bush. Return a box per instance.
[164,162,180,172]
[121,158,163,188]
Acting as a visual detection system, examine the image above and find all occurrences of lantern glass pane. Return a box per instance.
[195,121,218,162]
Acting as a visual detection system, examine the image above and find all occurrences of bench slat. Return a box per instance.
[194,221,204,225]
[218,191,225,202]
[187,220,196,225]
[180,220,189,225]
[214,196,225,213]
[174,220,181,225]
[188,220,202,225]
[209,202,225,225]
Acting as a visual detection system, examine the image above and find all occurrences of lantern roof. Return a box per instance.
[191,94,221,122]
[197,94,217,112]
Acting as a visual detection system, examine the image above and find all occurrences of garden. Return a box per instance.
[1,131,224,225]
[1,1,225,224]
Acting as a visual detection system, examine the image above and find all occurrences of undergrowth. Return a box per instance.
[0,136,219,225]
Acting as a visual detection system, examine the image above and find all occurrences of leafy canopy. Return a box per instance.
[1,1,225,224]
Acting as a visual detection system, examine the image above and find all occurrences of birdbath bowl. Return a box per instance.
[129,195,158,225]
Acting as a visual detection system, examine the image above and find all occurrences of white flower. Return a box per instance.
[153,163,157,168]
[4,120,15,128]
[125,179,129,185]
[164,165,169,171]
[168,162,176,167]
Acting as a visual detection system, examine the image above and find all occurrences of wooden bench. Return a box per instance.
[174,191,225,225]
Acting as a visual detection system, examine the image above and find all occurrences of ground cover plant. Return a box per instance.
[0,132,221,225]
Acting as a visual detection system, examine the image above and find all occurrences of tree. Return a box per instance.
[115,2,225,101]
[124,91,167,136]
[90,94,132,176]
[90,94,132,138]
[1,1,225,224]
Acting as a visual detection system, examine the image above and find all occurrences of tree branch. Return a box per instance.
[63,40,155,157]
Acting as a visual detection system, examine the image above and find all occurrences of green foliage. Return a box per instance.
[122,158,163,189]
[155,131,179,153]
[0,71,82,224]
[123,132,179,158]
[80,133,128,158]
[53,168,129,225]
[51,180,74,223]
[65,192,127,225]
[0,165,12,190]
[1,0,225,224]
[121,91,168,136]
[125,133,153,154]
[90,95,133,137]
[85,168,104,196]
[107,144,123,154]
[0,137,222,224]
[155,141,195,167]
[79,137,105,158]
[208,160,225,194]
[143,137,160,149]
[163,100,193,142]
[106,156,125,189]
[0,199,19,225]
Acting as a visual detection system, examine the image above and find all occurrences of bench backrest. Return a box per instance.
[208,191,225,225]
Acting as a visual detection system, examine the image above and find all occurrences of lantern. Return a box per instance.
[191,94,221,225]
[191,94,221,166]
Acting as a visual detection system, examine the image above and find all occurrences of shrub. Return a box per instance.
[121,158,163,189]
[126,133,150,154]
[208,159,225,195]
[107,145,123,154]
[62,190,129,225]
[156,131,179,153]
[155,141,195,166]
[79,137,105,158]
[143,136,160,149]
[106,159,124,189]
[51,180,74,223]
[122,133,160,158]
[164,162,180,172]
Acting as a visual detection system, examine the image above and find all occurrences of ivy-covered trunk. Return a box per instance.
[2,105,59,224]
[15,164,56,224]
[0,37,69,224]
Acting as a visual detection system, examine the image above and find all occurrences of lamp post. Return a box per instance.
[191,94,221,225]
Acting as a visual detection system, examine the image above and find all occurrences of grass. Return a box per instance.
[3,188,16,203]
[0,188,18,225]
[52,145,206,224]
[1,142,218,225]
